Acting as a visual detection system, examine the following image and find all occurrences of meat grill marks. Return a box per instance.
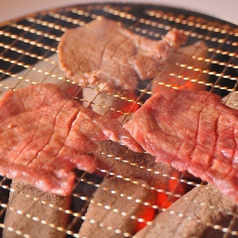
[58,18,186,93]
[124,89,238,203]
[0,83,142,196]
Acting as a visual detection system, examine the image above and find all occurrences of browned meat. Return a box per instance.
[0,83,142,195]
[119,25,187,75]
[58,18,186,92]
[152,40,208,93]
[135,185,238,238]
[124,89,238,203]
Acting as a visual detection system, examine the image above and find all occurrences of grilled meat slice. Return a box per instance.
[152,40,208,92]
[124,89,238,202]
[0,83,142,195]
[58,18,186,92]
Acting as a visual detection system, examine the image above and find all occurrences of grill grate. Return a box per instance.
[0,3,238,238]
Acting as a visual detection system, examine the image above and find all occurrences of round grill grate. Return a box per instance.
[0,3,238,238]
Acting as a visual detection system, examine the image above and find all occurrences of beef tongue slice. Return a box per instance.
[124,89,238,203]
[58,18,186,93]
[152,40,208,93]
[0,83,142,195]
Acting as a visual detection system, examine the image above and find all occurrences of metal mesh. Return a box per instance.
[0,3,238,238]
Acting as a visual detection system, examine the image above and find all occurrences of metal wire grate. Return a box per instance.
[0,3,238,238]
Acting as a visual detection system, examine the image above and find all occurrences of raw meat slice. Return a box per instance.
[58,18,186,92]
[0,83,142,195]
[124,89,238,202]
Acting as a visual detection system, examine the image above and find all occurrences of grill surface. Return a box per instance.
[0,2,238,238]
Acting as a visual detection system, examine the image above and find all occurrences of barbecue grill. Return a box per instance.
[0,2,238,238]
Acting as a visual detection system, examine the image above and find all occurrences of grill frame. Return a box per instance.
[0,2,238,238]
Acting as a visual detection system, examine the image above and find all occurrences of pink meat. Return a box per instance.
[58,18,186,92]
[124,89,238,202]
[0,83,142,195]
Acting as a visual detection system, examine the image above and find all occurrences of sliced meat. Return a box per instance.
[152,41,208,92]
[120,25,187,77]
[0,83,142,195]
[3,180,71,238]
[78,177,156,237]
[58,18,186,92]
[124,89,238,202]
[134,185,238,238]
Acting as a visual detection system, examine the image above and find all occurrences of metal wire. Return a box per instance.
[0,3,238,238]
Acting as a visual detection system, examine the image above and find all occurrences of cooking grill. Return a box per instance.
[0,2,238,238]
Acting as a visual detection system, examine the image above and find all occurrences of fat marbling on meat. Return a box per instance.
[0,83,142,196]
[58,18,186,92]
[124,89,238,203]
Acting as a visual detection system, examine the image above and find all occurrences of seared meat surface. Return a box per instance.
[58,18,186,92]
[152,40,208,93]
[124,89,238,202]
[0,83,141,195]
